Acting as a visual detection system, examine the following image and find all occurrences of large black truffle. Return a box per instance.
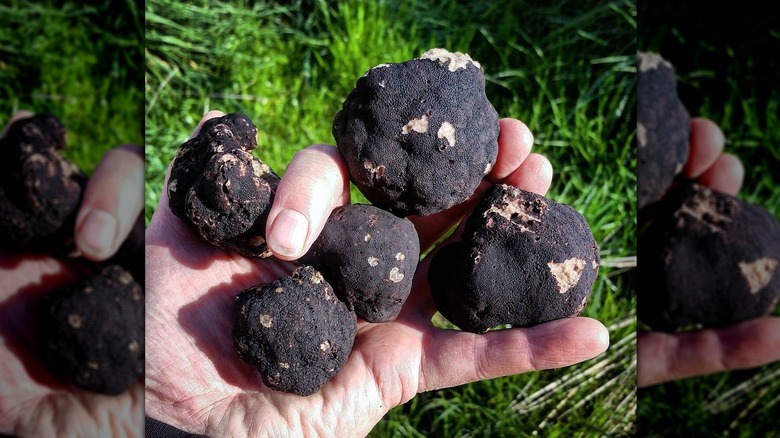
[232,266,357,396]
[37,265,145,395]
[301,204,420,322]
[168,113,279,257]
[429,184,600,333]
[637,52,690,210]
[638,183,780,332]
[333,48,499,217]
[0,114,86,254]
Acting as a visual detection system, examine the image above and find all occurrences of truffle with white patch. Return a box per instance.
[333,48,499,216]
[428,184,600,333]
[637,52,690,210]
[232,266,357,396]
[638,182,780,331]
[167,112,279,257]
[301,204,420,322]
[37,265,144,395]
[0,114,86,254]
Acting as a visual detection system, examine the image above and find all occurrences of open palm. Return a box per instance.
[144,114,609,437]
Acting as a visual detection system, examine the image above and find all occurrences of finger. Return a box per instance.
[502,153,553,196]
[266,145,351,260]
[0,110,35,139]
[75,145,144,260]
[418,317,609,392]
[684,118,725,179]
[697,153,744,196]
[637,317,780,388]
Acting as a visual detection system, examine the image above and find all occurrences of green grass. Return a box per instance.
[145,0,636,435]
[0,0,143,174]
[638,0,780,435]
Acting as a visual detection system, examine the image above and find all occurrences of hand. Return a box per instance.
[637,118,780,388]
[144,110,610,437]
[0,111,144,437]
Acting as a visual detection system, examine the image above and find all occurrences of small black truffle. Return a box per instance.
[429,184,600,333]
[638,183,780,331]
[333,48,499,216]
[168,113,279,257]
[37,265,145,395]
[0,114,86,254]
[637,52,690,210]
[232,266,357,396]
[301,204,420,322]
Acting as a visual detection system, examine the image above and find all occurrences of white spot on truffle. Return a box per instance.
[637,52,671,72]
[259,314,274,328]
[395,252,405,261]
[637,122,647,147]
[484,162,493,175]
[87,362,100,370]
[401,114,430,134]
[420,48,481,71]
[275,287,284,293]
[129,340,140,353]
[437,121,456,148]
[486,193,546,233]
[320,340,332,353]
[251,159,272,177]
[68,314,82,329]
[310,271,325,284]
[548,258,586,293]
[83,286,93,294]
[677,187,735,233]
[364,233,372,242]
[592,260,599,270]
[363,160,386,180]
[278,362,290,369]
[118,270,133,285]
[368,256,380,267]
[389,267,405,283]
[739,258,778,294]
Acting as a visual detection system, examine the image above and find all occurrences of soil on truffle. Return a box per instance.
[36,265,145,395]
[636,52,690,210]
[0,114,86,255]
[168,112,279,257]
[301,204,420,322]
[429,184,600,333]
[638,182,780,331]
[232,266,357,396]
[333,49,499,217]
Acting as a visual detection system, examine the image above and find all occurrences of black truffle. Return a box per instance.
[301,204,420,322]
[429,184,600,333]
[167,113,279,257]
[232,266,357,396]
[637,52,690,210]
[37,265,145,395]
[638,183,780,331]
[0,114,86,254]
[333,48,499,216]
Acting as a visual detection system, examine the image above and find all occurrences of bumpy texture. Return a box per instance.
[333,48,499,216]
[232,266,357,396]
[0,114,86,254]
[37,265,145,395]
[301,204,420,322]
[638,183,780,332]
[429,184,600,333]
[636,52,690,210]
[168,113,279,257]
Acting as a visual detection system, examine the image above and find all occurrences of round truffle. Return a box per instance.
[638,183,780,332]
[301,204,420,322]
[429,184,600,333]
[167,112,279,257]
[37,265,145,395]
[637,52,690,210]
[0,114,86,254]
[232,266,357,396]
[333,48,499,216]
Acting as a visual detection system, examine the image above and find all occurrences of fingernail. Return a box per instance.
[522,127,535,148]
[269,209,309,258]
[77,209,118,259]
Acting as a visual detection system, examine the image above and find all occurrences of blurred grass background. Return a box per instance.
[0,0,144,175]
[638,0,780,436]
[146,0,636,435]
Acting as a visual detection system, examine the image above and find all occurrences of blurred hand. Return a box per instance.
[0,111,144,437]
[144,111,610,437]
[637,118,780,388]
